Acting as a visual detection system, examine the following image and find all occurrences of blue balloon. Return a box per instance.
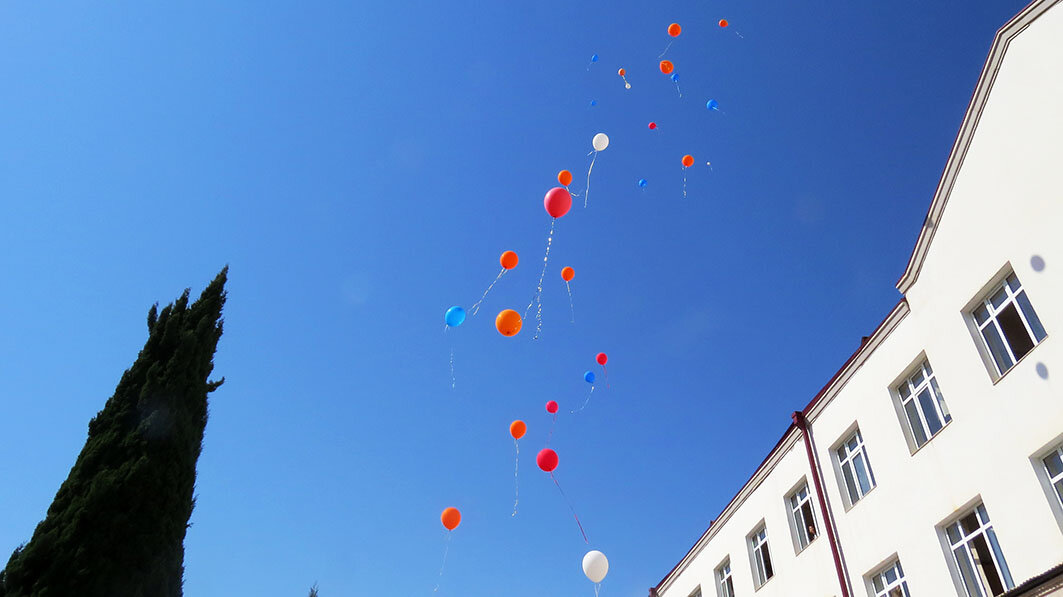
[670,73,679,82]
[445,306,466,327]
[584,370,596,384]
[591,54,599,62]
[589,99,598,107]
[638,178,647,188]
[707,99,720,111]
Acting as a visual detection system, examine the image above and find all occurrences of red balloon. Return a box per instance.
[537,448,558,472]
[648,122,657,130]
[546,400,558,414]
[596,352,608,365]
[543,187,573,219]
[718,19,729,28]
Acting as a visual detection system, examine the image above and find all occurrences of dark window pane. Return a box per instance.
[1053,479,1063,505]
[854,452,873,494]
[918,388,944,435]
[982,325,1014,373]
[955,545,984,597]
[842,464,859,504]
[990,286,1008,309]
[975,304,990,324]
[1016,291,1047,342]
[1045,452,1063,477]
[1006,273,1020,292]
[998,304,1035,361]
[960,512,981,535]
[905,400,928,446]
[987,528,1014,590]
[723,577,734,597]
[801,501,816,542]
[762,543,774,579]
[873,576,885,592]
[947,524,963,545]
[970,534,1005,595]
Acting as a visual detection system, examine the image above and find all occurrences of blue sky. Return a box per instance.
[0,1,1030,595]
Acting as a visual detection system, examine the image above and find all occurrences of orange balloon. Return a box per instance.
[496,309,522,337]
[558,170,573,187]
[500,250,518,270]
[617,68,626,76]
[561,266,575,281]
[719,19,729,28]
[510,420,527,439]
[682,154,694,167]
[659,60,674,75]
[668,23,681,37]
[441,507,461,531]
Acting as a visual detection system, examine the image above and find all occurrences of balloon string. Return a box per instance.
[595,583,601,597]
[546,413,557,446]
[682,171,688,199]
[571,385,594,414]
[551,472,589,544]
[566,184,581,199]
[621,75,631,90]
[603,365,610,389]
[565,280,575,323]
[512,438,520,517]
[585,151,598,208]
[674,82,682,98]
[657,39,673,58]
[433,532,452,593]
[449,348,456,390]
[469,268,506,316]
[524,219,555,340]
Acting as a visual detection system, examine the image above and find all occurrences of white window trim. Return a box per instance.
[688,585,703,597]
[833,427,877,509]
[785,480,818,554]
[1031,435,1063,534]
[964,266,1048,381]
[715,558,735,597]
[891,357,952,452]
[748,523,774,589]
[940,503,1014,597]
[867,559,910,597]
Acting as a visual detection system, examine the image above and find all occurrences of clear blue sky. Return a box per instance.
[0,1,1031,595]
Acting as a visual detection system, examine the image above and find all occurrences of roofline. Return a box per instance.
[653,299,908,595]
[896,0,1061,293]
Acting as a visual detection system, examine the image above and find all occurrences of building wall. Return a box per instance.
[814,3,1063,594]
[658,3,1063,597]
[661,433,843,597]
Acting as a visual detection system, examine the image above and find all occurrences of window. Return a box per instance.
[1042,445,1063,509]
[787,483,818,551]
[689,586,703,597]
[837,429,876,506]
[749,525,774,588]
[945,504,1014,597]
[896,360,952,448]
[716,559,735,597]
[972,272,1046,376]
[870,560,910,597]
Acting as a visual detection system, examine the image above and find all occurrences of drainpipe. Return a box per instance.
[792,411,852,597]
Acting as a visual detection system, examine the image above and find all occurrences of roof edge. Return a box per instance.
[896,0,1061,294]
[653,299,908,595]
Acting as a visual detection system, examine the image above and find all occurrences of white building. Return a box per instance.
[651,1,1063,596]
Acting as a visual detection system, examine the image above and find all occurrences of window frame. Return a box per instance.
[940,502,1014,597]
[867,559,910,597]
[891,356,952,452]
[785,480,819,553]
[833,427,877,509]
[966,268,1047,380]
[715,558,735,597]
[1031,435,1063,533]
[748,523,774,589]
[688,586,703,597]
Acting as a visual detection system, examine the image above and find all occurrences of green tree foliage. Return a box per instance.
[0,268,228,597]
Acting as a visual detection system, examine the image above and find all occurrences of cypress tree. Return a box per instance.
[0,268,228,597]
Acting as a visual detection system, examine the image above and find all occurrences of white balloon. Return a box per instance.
[592,133,609,152]
[582,550,609,583]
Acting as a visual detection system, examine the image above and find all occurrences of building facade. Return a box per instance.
[651,1,1063,596]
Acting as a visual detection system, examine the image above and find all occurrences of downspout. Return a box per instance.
[792,411,852,597]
